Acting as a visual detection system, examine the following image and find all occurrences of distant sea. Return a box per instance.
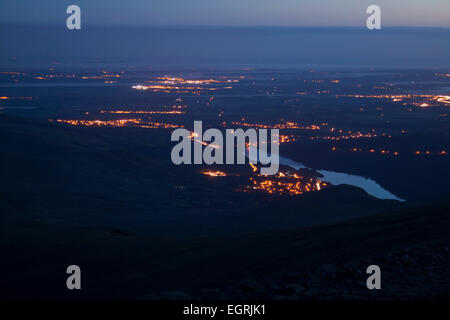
[1,25,449,69]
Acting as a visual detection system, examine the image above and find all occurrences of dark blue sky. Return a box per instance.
[0,0,449,27]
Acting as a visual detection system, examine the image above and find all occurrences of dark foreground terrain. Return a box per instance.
[1,115,449,299]
[2,194,449,300]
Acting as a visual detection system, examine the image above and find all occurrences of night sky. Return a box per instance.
[0,0,449,27]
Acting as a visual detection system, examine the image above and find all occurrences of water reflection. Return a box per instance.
[280,157,404,201]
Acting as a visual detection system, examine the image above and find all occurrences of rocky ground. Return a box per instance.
[212,243,450,300]
[149,242,450,300]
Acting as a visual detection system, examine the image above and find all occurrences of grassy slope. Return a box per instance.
[1,196,449,299]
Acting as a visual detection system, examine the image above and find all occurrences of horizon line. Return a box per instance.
[1,23,449,29]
